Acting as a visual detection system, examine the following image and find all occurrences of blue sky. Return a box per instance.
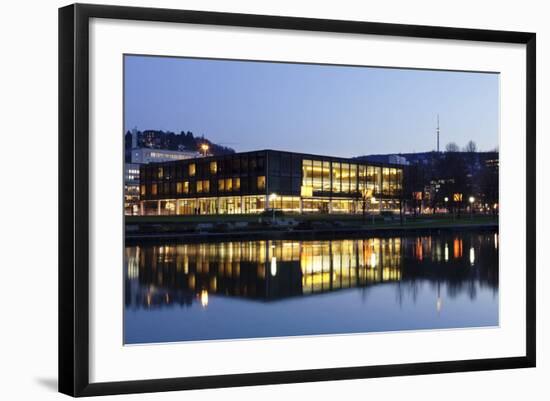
[124,55,499,157]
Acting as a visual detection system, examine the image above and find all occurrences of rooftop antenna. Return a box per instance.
[436,114,440,152]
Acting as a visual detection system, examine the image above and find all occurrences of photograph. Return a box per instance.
[123,55,500,344]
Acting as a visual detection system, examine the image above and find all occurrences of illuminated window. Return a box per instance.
[358,165,366,193]
[183,181,189,194]
[322,161,331,191]
[233,178,240,191]
[389,168,397,194]
[218,179,225,191]
[210,161,217,174]
[302,160,313,187]
[225,178,233,191]
[367,166,381,193]
[140,185,146,196]
[176,182,182,194]
[312,160,322,191]
[332,162,341,193]
[341,163,350,192]
[349,164,357,193]
[189,163,196,177]
[382,167,390,194]
[158,167,164,179]
[396,168,403,191]
[151,183,158,195]
[257,176,266,191]
[196,180,211,193]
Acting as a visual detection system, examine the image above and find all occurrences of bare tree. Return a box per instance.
[445,142,460,152]
[464,140,477,153]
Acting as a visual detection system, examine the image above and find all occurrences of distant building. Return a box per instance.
[125,132,201,215]
[358,154,409,166]
[388,155,409,166]
[130,147,199,164]
[125,163,141,215]
[485,157,499,169]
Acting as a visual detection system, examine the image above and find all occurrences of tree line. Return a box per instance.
[124,129,235,161]
[404,141,498,216]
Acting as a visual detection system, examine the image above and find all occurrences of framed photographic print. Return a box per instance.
[58,3,536,397]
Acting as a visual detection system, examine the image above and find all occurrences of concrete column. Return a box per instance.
[139,201,144,216]
[157,200,161,216]
[299,198,303,214]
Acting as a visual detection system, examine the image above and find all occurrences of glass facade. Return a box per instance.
[136,150,404,216]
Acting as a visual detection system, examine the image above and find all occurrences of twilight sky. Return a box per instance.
[124,55,499,158]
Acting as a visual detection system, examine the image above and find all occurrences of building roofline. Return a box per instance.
[140,148,405,168]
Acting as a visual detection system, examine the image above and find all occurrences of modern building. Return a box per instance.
[138,149,404,216]
[124,147,201,215]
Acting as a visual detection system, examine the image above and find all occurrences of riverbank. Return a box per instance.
[125,214,498,243]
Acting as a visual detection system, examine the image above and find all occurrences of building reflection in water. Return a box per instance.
[125,232,498,311]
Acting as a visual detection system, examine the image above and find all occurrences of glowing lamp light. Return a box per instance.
[469,196,475,204]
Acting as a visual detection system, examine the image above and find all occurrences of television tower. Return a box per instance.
[436,114,440,152]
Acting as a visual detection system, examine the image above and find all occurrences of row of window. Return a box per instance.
[302,160,403,195]
[140,196,402,216]
[141,195,267,215]
[140,176,266,196]
[142,155,267,181]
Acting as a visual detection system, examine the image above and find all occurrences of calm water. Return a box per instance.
[124,231,499,344]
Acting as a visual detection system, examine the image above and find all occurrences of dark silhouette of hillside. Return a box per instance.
[124,129,235,162]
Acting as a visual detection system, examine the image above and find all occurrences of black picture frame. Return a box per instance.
[59,3,536,397]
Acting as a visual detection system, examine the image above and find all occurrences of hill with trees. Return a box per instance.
[124,129,235,162]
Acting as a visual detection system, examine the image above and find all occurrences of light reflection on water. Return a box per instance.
[124,231,498,344]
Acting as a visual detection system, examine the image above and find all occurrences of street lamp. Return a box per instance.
[200,143,209,156]
[444,197,449,214]
[469,196,475,219]
[269,193,278,223]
